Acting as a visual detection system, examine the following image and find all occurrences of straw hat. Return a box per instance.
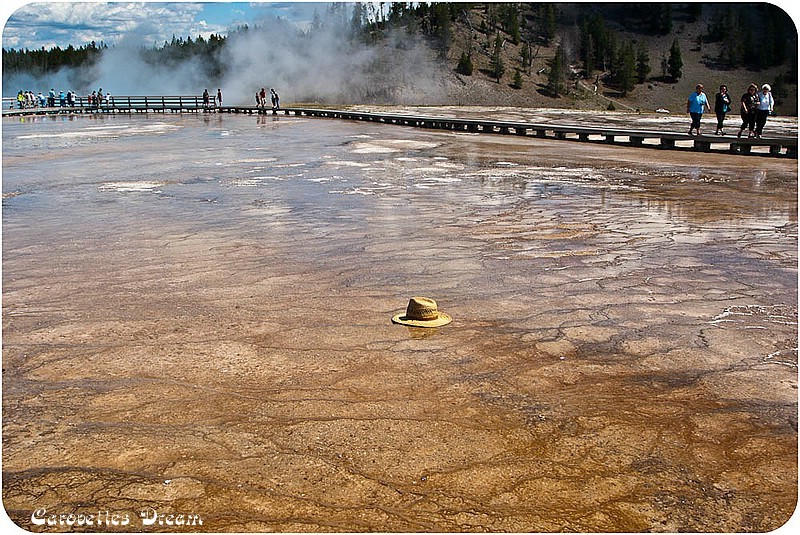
[392,297,452,328]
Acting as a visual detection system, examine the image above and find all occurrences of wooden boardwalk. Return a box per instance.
[4,95,797,158]
[272,107,798,158]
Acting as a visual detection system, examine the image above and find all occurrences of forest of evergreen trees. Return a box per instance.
[3,40,108,76]
[3,2,797,100]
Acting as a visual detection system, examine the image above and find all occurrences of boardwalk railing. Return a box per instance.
[3,97,796,158]
[99,95,218,111]
[4,95,217,113]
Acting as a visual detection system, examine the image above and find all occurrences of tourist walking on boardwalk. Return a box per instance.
[686,84,710,136]
[217,88,222,108]
[714,85,731,135]
[203,88,210,108]
[755,83,775,138]
[737,83,759,138]
[270,88,280,110]
[259,87,267,108]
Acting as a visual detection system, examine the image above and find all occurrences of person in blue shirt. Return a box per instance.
[686,84,711,136]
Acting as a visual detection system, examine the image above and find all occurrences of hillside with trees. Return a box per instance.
[3,2,797,114]
[438,2,797,114]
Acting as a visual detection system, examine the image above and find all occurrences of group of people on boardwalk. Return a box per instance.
[14,87,110,109]
[87,88,109,108]
[16,88,79,108]
[202,88,223,108]
[256,87,280,110]
[11,86,286,113]
[199,87,282,111]
[686,82,775,138]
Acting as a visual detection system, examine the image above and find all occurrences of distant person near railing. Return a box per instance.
[270,88,280,110]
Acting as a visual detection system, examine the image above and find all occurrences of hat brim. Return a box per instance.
[391,312,452,328]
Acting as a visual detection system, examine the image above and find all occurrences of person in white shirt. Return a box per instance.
[755,83,774,138]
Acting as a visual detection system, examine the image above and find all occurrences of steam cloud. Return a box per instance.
[5,12,449,105]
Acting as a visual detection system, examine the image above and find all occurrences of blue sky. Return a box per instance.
[1,2,327,50]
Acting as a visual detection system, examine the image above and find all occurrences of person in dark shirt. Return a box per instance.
[737,83,759,138]
[714,85,731,135]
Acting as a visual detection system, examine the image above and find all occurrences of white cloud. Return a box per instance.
[2,2,212,49]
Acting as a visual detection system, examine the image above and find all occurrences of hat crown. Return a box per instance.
[392,296,452,327]
[405,297,440,321]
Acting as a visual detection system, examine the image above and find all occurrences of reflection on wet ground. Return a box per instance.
[2,111,797,532]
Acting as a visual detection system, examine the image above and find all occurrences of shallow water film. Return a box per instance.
[2,111,797,532]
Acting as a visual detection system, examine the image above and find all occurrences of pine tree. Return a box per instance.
[511,69,523,89]
[636,42,651,83]
[668,39,682,81]
[521,42,532,74]
[652,4,673,34]
[491,33,505,83]
[612,41,637,96]
[503,6,521,45]
[429,2,453,59]
[456,51,474,76]
[547,44,568,97]
[541,4,558,46]
[350,3,366,42]
[583,33,596,76]
[579,14,613,73]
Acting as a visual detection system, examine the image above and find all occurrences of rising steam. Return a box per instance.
[5,10,449,105]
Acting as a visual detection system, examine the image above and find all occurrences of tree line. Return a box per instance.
[3,40,108,75]
[2,33,229,88]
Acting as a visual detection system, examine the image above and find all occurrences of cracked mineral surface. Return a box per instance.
[2,110,797,532]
